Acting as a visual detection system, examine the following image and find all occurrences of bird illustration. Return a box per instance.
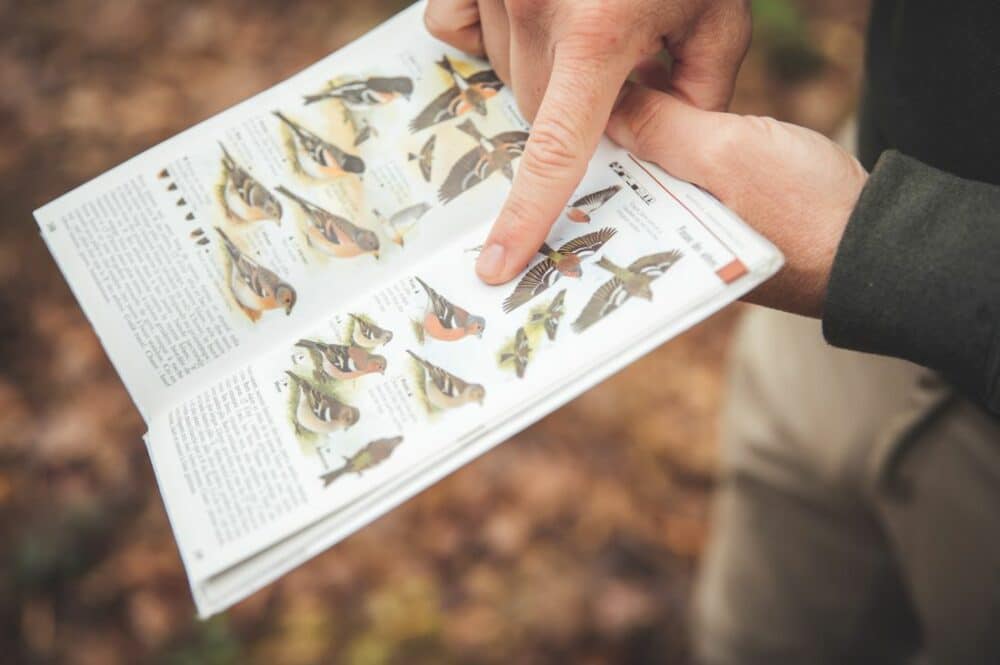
[286,371,360,436]
[215,227,297,321]
[219,143,283,224]
[438,120,528,204]
[276,186,379,259]
[295,339,387,382]
[530,289,567,341]
[273,111,365,179]
[500,327,531,378]
[407,134,436,182]
[414,276,485,341]
[502,227,617,312]
[349,314,393,349]
[319,436,405,487]
[407,350,485,410]
[375,202,432,247]
[303,76,413,109]
[572,250,684,332]
[566,185,622,223]
[409,56,504,132]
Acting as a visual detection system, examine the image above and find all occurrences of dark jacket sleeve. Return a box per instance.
[822,150,1000,414]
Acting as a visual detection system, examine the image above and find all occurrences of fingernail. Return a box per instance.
[476,243,505,281]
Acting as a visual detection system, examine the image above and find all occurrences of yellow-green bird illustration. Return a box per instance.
[408,350,485,410]
[219,143,283,224]
[573,250,683,332]
[273,111,365,179]
[500,327,531,378]
[530,289,567,341]
[295,339,387,382]
[276,186,379,259]
[319,436,404,487]
[286,371,360,436]
[215,227,297,321]
[349,314,393,349]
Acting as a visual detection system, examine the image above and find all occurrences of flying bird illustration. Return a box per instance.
[286,371,360,436]
[215,227,297,321]
[530,289,567,341]
[566,185,622,223]
[218,143,283,224]
[502,227,617,312]
[415,276,485,341]
[349,314,393,349]
[572,250,684,332]
[273,111,365,179]
[375,202,432,247]
[500,327,532,378]
[303,76,413,108]
[295,339,387,382]
[319,436,405,487]
[409,56,504,132]
[276,186,379,259]
[438,120,528,204]
[407,134,436,182]
[408,350,485,410]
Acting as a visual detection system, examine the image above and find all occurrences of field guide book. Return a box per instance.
[33,1,782,617]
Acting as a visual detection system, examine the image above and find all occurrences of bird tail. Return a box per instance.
[271,111,302,138]
[302,92,328,105]
[455,118,481,141]
[218,142,235,171]
[539,241,555,257]
[295,339,321,352]
[320,464,348,487]
[214,227,241,261]
[406,349,428,368]
[435,55,456,76]
[413,276,434,298]
[274,185,310,211]
[407,152,417,162]
[595,256,618,273]
[284,370,304,388]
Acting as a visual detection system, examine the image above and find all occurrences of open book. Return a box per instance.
[34,2,782,617]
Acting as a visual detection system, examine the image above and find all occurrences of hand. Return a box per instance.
[606,83,868,317]
[424,0,753,284]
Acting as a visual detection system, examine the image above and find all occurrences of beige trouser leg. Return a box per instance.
[693,307,1000,665]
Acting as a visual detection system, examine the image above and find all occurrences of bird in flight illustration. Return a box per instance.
[408,350,485,410]
[295,339,387,382]
[319,436,405,487]
[273,111,365,179]
[500,327,532,379]
[566,185,622,223]
[502,227,617,312]
[572,250,683,332]
[407,134,436,182]
[409,56,504,132]
[438,119,528,204]
[415,276,485,341]
[218,143,283,224]
[349,314,393,349]
[530,289,567,342]
[276,186,379,259]
[215,227,297,321]
[286,371,360,436]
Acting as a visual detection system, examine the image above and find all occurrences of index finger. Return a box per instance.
[475,47,631,284]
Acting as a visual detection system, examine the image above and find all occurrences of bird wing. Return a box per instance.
[419,135,436,181]
[466,69,503,89]
[410,86,460,132]
[491,131,529,156]
[438,147,494,204]
[502,259,558,313]
[572,278,628,332]
[558,227,618,258]
[627,250,683,279]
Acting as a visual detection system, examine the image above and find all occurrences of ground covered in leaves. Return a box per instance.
[1,1,867,663]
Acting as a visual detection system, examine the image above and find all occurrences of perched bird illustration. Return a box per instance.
[276,186,379,259]
[407,350,485,410]
[286,371,360,436]
[409,56,504,132]
[215,227,297,321]
[349,314,393,349]
[573,250,684,332]
[303,76,413,108]
[566,185,623,223]
[415,276,485,341]
[273,111,365,179]
[218,143,283,225]
[375,202,432,247]
[319,436,405,487]
[407,134,436,182]
[502,227,617,312]
[530,289,567,341]
[500,327,531,378]
[438,120,529,204]
[295,339,387,382]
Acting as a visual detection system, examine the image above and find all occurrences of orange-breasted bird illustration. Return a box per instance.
[438,119,528,204]
[219,143,283,224]
[407,350,485,410]
[502,227,617,312]
[415,276,485,341]
[409,56,504,132]
[295,339,387,382]
[349,314,393,349]
[276,186,379,259]
[500,327,531,379]
[215,227,297,321]
[303,76,413,109]
[530,289,567,341]
[573,250,684,332]
[286,371,360,436]
[319,436,405,487]
[407,134,436,182]
[567,185,622,223]
[273,111,365,179]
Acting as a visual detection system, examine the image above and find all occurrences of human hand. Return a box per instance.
[424,0,752,284]
[606,83,868,317]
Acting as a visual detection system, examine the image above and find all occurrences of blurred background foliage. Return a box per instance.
[0,0,868,663]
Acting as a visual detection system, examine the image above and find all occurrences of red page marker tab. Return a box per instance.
[716,259,748,284]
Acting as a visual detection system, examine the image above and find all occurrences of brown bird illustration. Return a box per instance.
[530,289,567,341]
[407,134,436,182]
[303,76,413,108]
[349,314,393,349]
[502,227,617,312]
[286,371,360,436]
[567,185,622,223]
[415,276,485,341]
[273,111,365,179]
[438,120,528,204]
[409,56,504,132]
[219,143,283,224]
[215,227,296,321]
[500,327,531,378]
[319,436,405,487]
[572,250,683,332]
[408,350,485,410]
[296,339,387,382]
[276,186,379,259]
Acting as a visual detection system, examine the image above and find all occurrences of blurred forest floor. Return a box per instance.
[0,1,869,663]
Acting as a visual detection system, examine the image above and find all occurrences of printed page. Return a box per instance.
[33,2,526,419]
[143,139,782,616]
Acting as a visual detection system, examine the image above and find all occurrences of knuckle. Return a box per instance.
[423,9,449,40]
[496,196,545,244]
[506,0,544,24]
[700,116,743,169]
[628,93,666,148]
[523,116,581,175]
[563,8,626,56]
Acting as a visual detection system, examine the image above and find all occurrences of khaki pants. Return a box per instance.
[693,307,1000,664]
